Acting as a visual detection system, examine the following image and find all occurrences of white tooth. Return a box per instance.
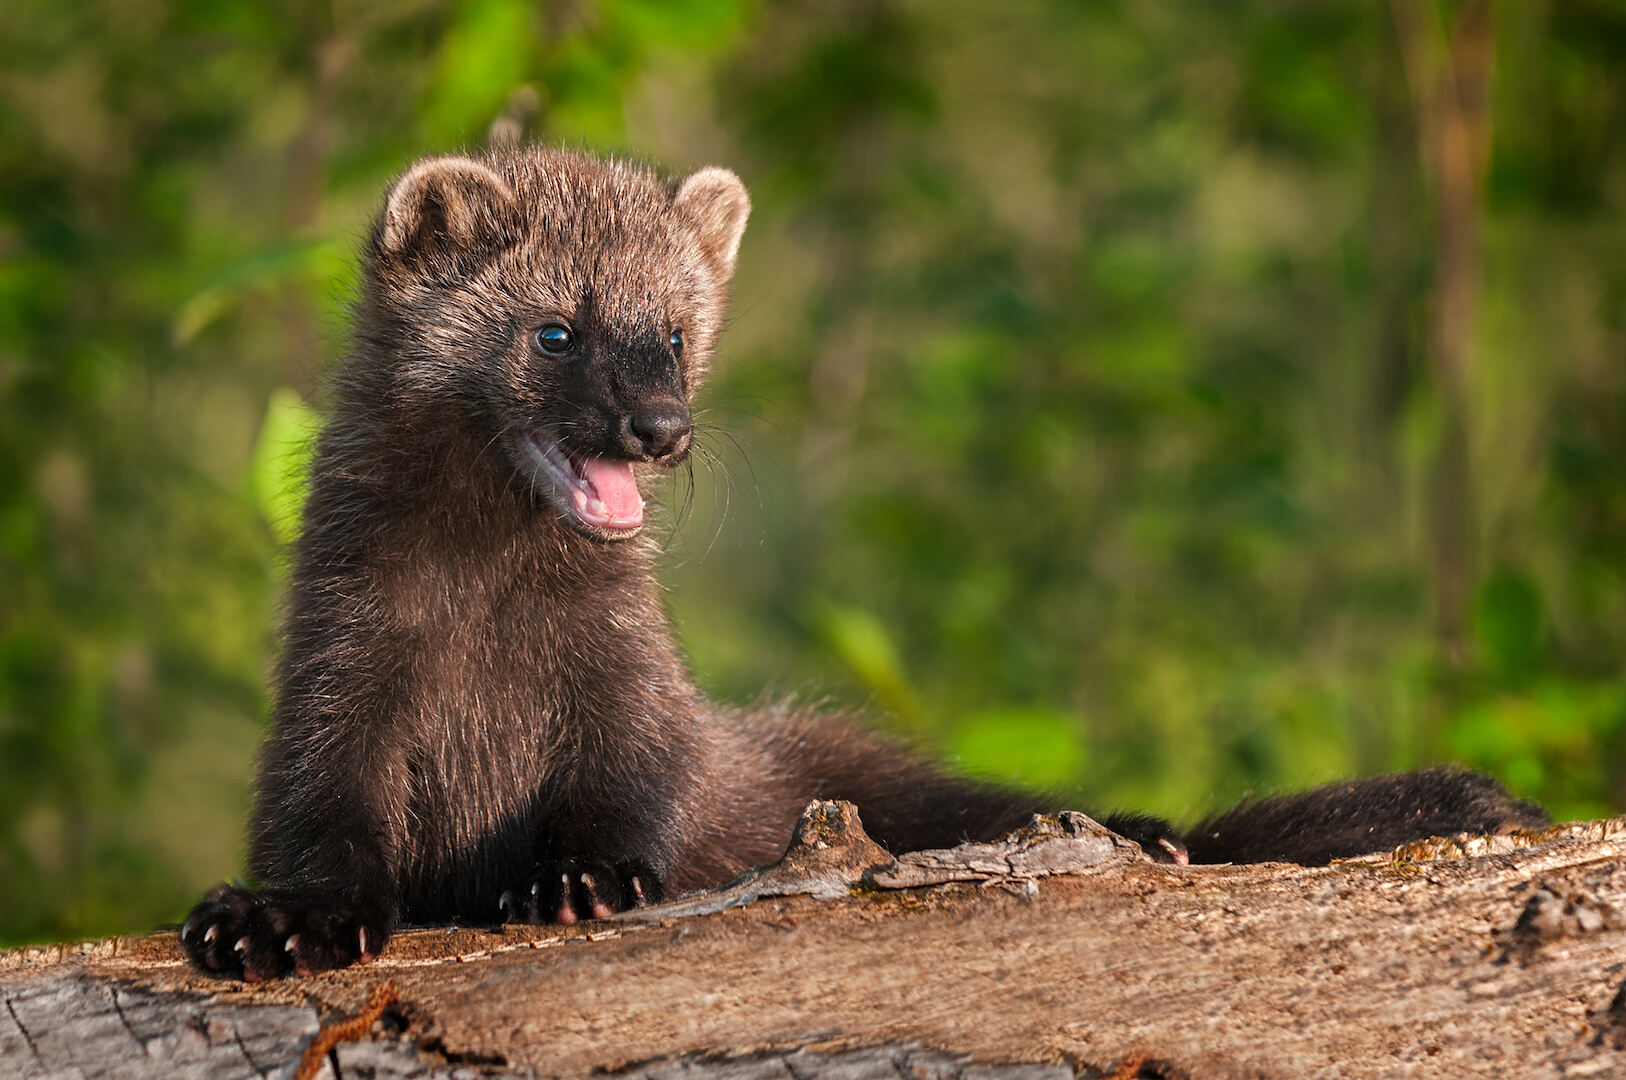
[572,489,589,513]
[586,498,609,518]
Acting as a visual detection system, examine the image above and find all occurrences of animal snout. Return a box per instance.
[624,399,692,461]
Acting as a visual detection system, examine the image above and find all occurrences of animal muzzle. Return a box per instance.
[621,398,692,462]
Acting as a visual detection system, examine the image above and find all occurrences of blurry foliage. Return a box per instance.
[249,387,320,547]
[1,0,1623,945]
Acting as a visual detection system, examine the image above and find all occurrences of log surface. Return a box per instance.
[3,803,1625,1080]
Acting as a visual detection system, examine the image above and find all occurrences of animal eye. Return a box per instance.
[669,328,684,355]
[535,324,574,354]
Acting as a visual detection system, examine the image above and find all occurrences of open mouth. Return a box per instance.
[519,430,645,536]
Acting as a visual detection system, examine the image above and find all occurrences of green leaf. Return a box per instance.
[422,0,536,146]
[171,238,346,346]
[949,707,1084,789]
[248,388,320,546]
[805,598,922,730]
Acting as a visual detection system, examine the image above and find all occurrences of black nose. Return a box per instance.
[625,400,692,460]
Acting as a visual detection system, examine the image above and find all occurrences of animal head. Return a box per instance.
[362,148,750,541]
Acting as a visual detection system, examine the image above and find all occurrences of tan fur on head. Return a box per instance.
[381,156,518,257]
[673,167,751,275]
[363,148,752,408]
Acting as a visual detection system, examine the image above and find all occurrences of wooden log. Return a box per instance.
[3,803,1625,1080]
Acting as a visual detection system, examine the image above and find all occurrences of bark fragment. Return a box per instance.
[4,806,1626,1080]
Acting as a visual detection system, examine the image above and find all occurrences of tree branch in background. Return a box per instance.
[1392,0,1494,673]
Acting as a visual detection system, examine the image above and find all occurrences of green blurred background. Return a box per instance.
[3,0,1624,946]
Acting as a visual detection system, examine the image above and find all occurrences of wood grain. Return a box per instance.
[4,804,1625,1080]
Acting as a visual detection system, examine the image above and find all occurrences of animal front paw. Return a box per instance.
[1101,811,1190,865]
[499,858,662,924]
[182,885,388,981]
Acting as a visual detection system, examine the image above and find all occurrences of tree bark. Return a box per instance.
[4,803,1626,1080]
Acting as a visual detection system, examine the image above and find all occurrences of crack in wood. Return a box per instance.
[4,993,41,1061]
[108,983,151,1057]
[606,1046,1079,1080]
[415,1031,510,1070]
[232,1022,273,1079]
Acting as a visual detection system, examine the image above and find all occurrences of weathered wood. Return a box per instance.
[4,803,1626,1080]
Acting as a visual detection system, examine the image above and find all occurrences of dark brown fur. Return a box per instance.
[182,148,1546,981]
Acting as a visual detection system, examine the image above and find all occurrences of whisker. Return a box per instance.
[693,398,788,438]
[708,451,732,558]
[718,292,768,333]
[693,444,734,560]
[690,438,738,557]
[692,428,767,522]
[699,426,767,502]
[658,458,706,568]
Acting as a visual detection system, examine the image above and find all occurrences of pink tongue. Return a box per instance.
[577,458,644,528]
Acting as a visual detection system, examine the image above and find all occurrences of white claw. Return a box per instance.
[579,872,596,891]
[181,919,196,942]
[285,934,300,954]
[1158,838,1191,866]
[233,936,250,955]
[629,876,645,903]
[530,881,539,897]
[498,890,514,915]
[203,925,218,944]
[358,926,370,957]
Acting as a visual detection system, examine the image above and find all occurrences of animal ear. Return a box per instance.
[379,156,518,261]
[673,167,751,278]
